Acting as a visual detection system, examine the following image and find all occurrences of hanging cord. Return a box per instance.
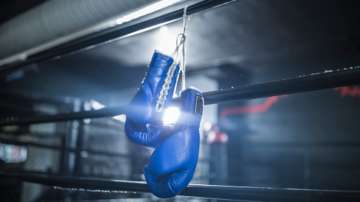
[174,6,188,92]
[156,7,188,112]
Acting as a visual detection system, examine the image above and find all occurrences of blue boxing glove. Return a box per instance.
[125,51,180,147]
[144,88,204,198]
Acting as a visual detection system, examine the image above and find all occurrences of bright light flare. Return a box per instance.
[90,100,126,123]
[90,100,105,110]
[162,106,181,126]
[113,114,127,122]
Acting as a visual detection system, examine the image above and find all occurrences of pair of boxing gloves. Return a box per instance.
[125,51,203,197]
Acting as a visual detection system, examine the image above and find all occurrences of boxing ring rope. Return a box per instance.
[1,66,360,126]
[0,1,359,200]
[2,68,358,201]
[0,0,236,75]
[0,134,210,164]
[0,135,128,158]
[0,172,359,201]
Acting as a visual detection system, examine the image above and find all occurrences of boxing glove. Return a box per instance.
[125,51,180,147]
[144,88,204,198]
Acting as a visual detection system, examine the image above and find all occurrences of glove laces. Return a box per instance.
[156,7,188,112]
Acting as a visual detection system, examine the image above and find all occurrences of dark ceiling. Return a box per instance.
[1,0,360,101]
